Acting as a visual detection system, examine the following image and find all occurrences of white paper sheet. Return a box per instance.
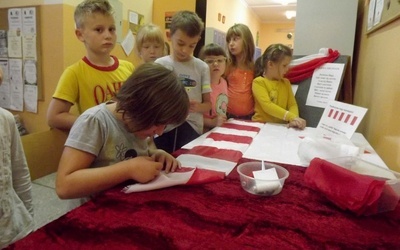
[22,7,36,34]
[243,123,387,169]
[121,30,134,56]
[176,154,237,175]
[306,63,344,108]
[8,8,22,31]
[122,169,195,193]
[9,59,24,111]
[243,123,312,166]
[0,59,11,109]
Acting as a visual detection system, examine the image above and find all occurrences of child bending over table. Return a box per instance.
[252,43,306,130]
[55,63,189,204]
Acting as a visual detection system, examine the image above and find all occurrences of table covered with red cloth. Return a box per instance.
[8,159,400,250]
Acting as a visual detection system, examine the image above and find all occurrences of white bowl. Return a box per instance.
[237,161,289,196]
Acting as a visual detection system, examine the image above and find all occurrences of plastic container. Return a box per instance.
[237,162,289,196]
[326,156,400,214]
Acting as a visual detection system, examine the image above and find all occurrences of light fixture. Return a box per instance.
[280,0,290,5]
[285,10,296,19]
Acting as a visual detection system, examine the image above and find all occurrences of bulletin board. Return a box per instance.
[367,0,400,34]
[0,6,43,101]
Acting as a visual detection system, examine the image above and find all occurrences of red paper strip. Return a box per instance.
[221,123,261,132]
[188,145,243,163]
[207,132,253,145]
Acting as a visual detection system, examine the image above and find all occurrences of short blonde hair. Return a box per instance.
[135,24,164,53]
[74,0,114,28]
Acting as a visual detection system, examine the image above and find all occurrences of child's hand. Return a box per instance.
[288,117,306,130]
[215,115,227,127]
[129,156,163,183]
[151,149,181,173]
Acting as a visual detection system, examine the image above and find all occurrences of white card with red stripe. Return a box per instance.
[317,100,367,139]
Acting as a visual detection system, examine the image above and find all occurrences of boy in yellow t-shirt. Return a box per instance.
[47,0,134,130]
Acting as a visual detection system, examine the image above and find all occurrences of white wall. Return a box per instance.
[293,0,358,58]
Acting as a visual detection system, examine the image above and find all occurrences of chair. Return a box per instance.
[21,129,68,181]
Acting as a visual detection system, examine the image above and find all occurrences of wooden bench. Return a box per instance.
[21,129,68,181]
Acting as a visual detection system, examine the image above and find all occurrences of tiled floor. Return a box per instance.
[31,173,72,230]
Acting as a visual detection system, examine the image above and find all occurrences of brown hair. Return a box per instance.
[74,0,114,28]
[198,43,227,60]
[169,10,204,37]
[225,23,255,70]
[115,63,189,132]
[254,43,292,78]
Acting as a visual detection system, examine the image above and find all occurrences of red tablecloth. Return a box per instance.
[8,159,400,250]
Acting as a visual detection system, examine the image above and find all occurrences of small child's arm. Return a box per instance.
[47,98,77,130]
[56,146,163,199]
[189,92,211,114]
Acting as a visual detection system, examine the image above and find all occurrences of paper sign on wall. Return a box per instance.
[306,63,344,108]
[316,100,367,139]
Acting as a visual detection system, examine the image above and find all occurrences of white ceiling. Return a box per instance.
[241,0,297,23]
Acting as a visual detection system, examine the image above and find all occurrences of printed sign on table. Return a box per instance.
[316,100,367,139]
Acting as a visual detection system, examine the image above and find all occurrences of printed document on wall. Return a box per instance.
[9,59,24,111]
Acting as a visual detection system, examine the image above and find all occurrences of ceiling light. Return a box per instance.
[285,10,296,19]
[280,0,290,5]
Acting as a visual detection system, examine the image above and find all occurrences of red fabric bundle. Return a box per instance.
[286,49,340,83]
[304,158,387,216]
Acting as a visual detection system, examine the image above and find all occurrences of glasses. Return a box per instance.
[204,58,226,65]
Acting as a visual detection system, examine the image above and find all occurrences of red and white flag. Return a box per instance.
[123,119,263,193]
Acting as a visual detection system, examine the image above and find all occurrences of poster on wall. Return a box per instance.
[367,0,376,30]
[22,7,36,34]
[0,59,11,109]
[9,58,24,111]
[128,10,144,34]
[8,8,22,31]
[0,30,7,57]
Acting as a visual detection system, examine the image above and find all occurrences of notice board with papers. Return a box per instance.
[0,6,43,103]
